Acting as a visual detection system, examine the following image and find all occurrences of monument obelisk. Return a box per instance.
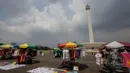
[86,4,94,43]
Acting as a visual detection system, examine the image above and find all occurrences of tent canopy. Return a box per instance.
[119,42,130,47]
[105,41,124,49]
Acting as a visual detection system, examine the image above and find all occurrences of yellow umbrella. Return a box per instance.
[0,44,13,49]
[19,43,28,48]
[54,48,57,50]
[65,42,77,48]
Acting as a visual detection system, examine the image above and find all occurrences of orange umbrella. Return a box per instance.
[58,43,67,48]
[58,44,65,48]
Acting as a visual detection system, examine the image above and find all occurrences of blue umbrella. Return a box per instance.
[13,44,19,48]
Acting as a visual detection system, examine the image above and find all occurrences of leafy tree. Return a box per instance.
[0,43,4,46]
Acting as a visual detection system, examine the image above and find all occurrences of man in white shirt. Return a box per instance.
[95,51,103,65]
[63,49,70,61]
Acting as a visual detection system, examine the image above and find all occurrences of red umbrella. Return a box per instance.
[58,43,66,48]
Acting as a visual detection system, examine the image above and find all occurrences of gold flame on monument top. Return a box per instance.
[86,4,90,10]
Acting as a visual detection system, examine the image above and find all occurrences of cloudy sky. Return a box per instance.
[0,0,130,47]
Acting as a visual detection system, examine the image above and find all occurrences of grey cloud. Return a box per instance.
[0,0,32,19]
[47,0,60,4]
[76,0,130,42]
[26,28,86,47]
[81,0,130,32]
[0,0,130,47]
[33,0,60,11]
[93,0,130,31]
[0,27,27,43]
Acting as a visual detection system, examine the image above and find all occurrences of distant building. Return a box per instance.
[82,42,106,49]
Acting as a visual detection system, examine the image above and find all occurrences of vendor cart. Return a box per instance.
[0,48,14,60]
[18,48,37,64]
[17,43,37,64]
[58,42,87,70]
[0,44,14,60]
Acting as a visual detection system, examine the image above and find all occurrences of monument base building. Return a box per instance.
[82,42,106,49]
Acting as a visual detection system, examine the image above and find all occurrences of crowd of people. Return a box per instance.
[95,47,130,73]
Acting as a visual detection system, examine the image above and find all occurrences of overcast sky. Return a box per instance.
[0,0,130,47]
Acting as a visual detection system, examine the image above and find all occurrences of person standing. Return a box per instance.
[40,51,42,55]
[92,47,94,55]
[95,51,103,65]
[42,51,44,56]
[63,49,69,61]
